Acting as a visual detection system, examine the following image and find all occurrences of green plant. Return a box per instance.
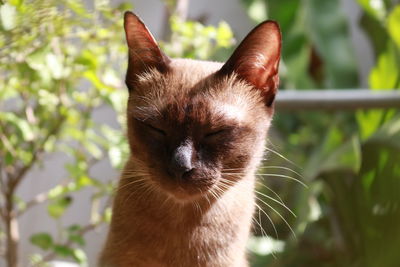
[0,0,234,266]
[240,1,400,267]
[0,0,130,265]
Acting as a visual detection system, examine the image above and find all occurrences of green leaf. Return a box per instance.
[387,5,400,49]
[360,11,389,57]
[83,141,102,159]
[53,245,74,258]
[47,196,73,218]
[0,112,35,141]
[356,110,387,140]
[30,233,53,250]
[109,146,123,169]
[0,3,16,30]
[48,185,65,199]
[28,254,44,266]
[369,44,399,89]
[68,234,85,246]
[76,175,94,187]
[67,224,81,233]
[103,207,112,223]
[38,89,60,107]
[305,126,361,179]
[26,46,50,71]
[8,0,24,6]
[66,0,90,18]
[72,248,87,264]
[357,0,386,21]
[368,115,400,149]
[5,151,14,165]
[75,49,98,69]
[83,70,114,93]
[263,0,300,33]
[45,53,64,79]
[216,21,234,48]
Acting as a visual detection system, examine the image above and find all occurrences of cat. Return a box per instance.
[99,11,281,267]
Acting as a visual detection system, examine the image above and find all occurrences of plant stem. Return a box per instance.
[0,108,66,266]
[16,192,49,217]
[4,190,19,267]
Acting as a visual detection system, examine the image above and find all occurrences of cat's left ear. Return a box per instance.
[124,12,170,88]
[218,21,281,107]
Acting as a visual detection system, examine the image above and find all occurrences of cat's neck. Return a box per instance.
[101,160,256,267]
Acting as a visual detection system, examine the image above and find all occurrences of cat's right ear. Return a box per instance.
[124,12,170,89]
[218,21,281,107]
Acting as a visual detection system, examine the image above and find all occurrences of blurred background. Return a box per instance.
[0,0,399,266]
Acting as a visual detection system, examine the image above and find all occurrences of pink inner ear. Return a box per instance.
[219,21,281,102]
[123,12,170,78]
[237,52,280,90]
[124,12,158,51]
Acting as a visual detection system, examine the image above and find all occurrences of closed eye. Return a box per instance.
[146,123,166,136]
[205,129,227,138]
[135,118,166,136]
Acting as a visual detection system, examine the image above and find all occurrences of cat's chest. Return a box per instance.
[120,196,254,266]
[125,220,245,267]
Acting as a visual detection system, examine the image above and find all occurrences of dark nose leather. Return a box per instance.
[170,141,193,179]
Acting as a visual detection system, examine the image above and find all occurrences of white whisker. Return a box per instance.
[255,191,296,217]
[257,173,308,188]
[255,196,297,239]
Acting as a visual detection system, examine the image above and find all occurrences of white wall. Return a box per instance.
[12,0,373,266]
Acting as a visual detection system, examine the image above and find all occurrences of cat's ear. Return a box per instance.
[218,21,281,107]
[124,12,170,87]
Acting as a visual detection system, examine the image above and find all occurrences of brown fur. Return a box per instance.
[99,12,281,267]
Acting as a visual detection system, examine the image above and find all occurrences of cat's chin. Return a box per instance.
[156,175,219,202]
[167,184,215,202]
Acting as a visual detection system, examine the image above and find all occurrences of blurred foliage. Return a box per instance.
[240,1,400,267]
[160,16,234,60]
[0,0,130,265]
[0,0,233,266]
[242,0,359,89]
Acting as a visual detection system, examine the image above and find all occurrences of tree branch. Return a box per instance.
[16,192,48,217]
[10,114,66,191]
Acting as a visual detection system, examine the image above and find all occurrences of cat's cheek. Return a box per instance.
[130,122,168,164]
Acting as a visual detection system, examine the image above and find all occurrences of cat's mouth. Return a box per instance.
[156,169,220,201]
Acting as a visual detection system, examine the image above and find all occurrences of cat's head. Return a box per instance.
[123,12,281,201]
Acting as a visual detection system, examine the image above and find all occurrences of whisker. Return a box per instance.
[254,202,278,239]
[193,200,201,215]
[121,182,152,210]
[264,146,300,168]
[202,188,212,206]
[253,209,279,259]
[160,194,172,210]
[221,172,247,175]
[217,182,232,191]
[255,191,296,218]
[256,181,285,204]
[219,178,237,185]
[257,173,308,188]
[258,166,303,178]
[116,178,147,192]
[221,168,245,172]
[255,196,297,239]
[252,215,268,239]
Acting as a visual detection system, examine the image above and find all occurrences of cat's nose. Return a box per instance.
[169,141,193,179]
